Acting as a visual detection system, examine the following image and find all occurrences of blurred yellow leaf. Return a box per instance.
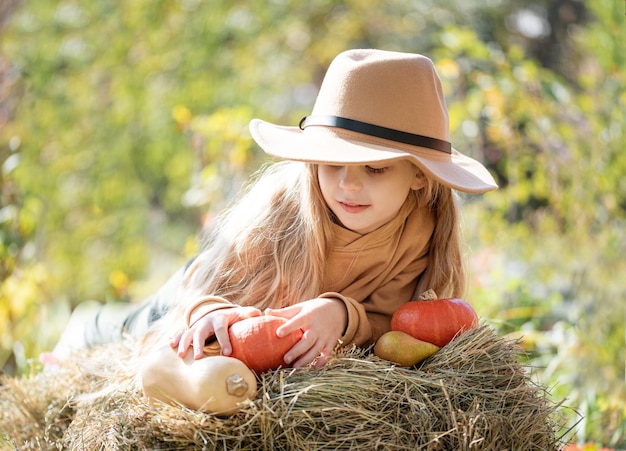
[109,269,129,291]
[172,105,192,125]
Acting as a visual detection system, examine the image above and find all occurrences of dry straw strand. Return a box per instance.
[0,325,566,450]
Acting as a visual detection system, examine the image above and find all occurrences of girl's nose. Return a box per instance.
[338,166,362,191]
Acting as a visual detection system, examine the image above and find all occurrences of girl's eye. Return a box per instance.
[366,166,387,174]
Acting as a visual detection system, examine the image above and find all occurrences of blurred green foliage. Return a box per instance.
[1,0,624,446]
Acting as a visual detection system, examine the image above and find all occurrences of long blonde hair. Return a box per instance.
[413,176,466,298]
[162,160,465,332]
[168,162,332,319]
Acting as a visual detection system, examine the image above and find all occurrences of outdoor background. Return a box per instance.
[1,0,624,447]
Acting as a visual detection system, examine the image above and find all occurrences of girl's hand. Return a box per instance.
[265,298,347,368]
[170,306,262,360]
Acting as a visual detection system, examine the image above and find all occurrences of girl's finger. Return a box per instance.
[313,345,332,369]
[169,332,183,348]
[265,304,300,319]
[192,329,207,360]
[285,330,319,367]
[291,346,323,368]
[177,330,193,357]
[271,309,307,338]
[213,316,232,355]
[313,353,330,369]
[240,307,263,319]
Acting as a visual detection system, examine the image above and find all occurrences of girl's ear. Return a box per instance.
[411,170,428,190]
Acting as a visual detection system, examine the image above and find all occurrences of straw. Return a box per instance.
[0,326,565,450]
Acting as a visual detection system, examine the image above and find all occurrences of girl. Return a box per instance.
[154,48,498,370]
[46,49,497,373]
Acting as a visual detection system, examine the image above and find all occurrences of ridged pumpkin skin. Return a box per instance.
[229,315,303,374]
[390,298,478,347]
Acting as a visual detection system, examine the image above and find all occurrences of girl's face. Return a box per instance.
[318,160,426,234]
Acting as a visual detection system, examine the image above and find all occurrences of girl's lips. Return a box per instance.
[339,201,369,213]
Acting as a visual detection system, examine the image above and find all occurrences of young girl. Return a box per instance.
[149,48,498,370]
[47,49,497,373]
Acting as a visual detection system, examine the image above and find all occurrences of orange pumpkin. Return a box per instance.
[228,315,302,374]
[390,298,478,348]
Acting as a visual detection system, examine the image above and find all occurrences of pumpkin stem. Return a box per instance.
[417,289,438,301]
[203,341,222,356]
[226,374,250,397]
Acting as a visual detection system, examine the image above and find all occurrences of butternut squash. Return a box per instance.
[140,345,257,416]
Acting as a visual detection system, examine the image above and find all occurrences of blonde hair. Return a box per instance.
[162,160,465,332]
[413,176,466,299]
[167,162,332,320]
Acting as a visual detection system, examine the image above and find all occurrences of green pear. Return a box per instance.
[374,330,440,366]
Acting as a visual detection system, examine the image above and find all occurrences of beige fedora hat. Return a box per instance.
[249,49,497,193]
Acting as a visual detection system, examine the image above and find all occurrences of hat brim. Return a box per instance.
[250,119,498,194]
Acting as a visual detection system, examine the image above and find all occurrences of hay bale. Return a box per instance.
[0,326,564,450]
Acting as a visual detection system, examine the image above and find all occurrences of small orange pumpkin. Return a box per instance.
[391,297,478,348]
[227,315,302,374]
